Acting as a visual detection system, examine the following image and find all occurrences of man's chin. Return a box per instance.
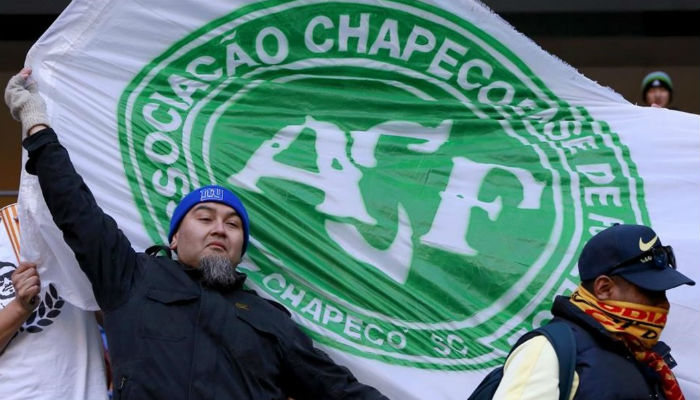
[199,255,239,287]
[201,248,230,261]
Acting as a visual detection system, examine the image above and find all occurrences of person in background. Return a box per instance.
[0,203,107,400]
[641,71,673,108]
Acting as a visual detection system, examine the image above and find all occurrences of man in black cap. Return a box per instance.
[493,224,694,400]
[5,68,388,399]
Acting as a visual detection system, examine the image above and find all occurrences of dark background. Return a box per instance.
[1,0,698,206]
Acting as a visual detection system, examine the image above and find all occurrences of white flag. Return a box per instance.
[19,1,699,398]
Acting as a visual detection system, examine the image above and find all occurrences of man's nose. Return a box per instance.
[210,219,226,234]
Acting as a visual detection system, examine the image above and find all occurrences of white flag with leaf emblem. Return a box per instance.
[18,0,699,398]
[0,204,107,399]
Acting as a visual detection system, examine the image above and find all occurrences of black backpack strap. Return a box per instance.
[535,321,577,400]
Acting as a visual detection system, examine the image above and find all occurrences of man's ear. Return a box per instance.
[593,275,615,300]
[170,232,178,251]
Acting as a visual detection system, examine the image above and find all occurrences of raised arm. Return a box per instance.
[5,69,140,311]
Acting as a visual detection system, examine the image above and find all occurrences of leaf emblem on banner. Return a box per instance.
[19,283,64,334]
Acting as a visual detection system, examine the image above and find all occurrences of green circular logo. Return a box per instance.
[118,0,648,369]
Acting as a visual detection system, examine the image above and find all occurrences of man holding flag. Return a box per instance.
[5,68,387,399]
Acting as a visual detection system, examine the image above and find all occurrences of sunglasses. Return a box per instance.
[609,245,676,275]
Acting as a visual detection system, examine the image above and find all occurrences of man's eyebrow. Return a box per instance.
[224,210,241,219]
[192,204,214,213]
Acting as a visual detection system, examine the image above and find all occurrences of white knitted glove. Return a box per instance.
[4,68,49,137]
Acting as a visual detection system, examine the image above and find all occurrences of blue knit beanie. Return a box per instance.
[168,185,250,254]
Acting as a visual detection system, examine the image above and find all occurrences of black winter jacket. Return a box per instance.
[552,296,669,399]
[23,128,387,400]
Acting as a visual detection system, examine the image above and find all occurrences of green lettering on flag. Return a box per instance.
[118,0,648,369]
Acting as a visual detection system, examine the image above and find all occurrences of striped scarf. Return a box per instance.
[569,286,684,400]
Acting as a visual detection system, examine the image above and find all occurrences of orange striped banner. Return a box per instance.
[0,203,20,263]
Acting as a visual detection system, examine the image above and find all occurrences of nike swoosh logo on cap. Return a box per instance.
[639,236,658,251]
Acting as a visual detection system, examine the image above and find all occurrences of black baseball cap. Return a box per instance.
[578,224,695,291]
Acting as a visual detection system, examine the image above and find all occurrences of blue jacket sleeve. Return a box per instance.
[23,128,140,311]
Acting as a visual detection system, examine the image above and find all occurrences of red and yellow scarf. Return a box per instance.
[570,286,684,400]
